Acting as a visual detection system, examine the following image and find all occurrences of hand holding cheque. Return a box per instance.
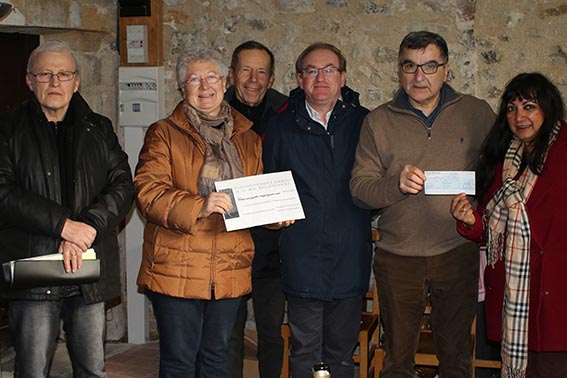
[399,166,477,224]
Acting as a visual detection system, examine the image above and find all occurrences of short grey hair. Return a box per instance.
[27,41,80,74]
[176,47,228,88]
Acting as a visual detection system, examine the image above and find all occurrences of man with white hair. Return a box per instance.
[0,41,133,377]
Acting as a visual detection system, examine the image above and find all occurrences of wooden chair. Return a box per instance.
[353,288,380,378]
[280,288,380,378]
[281,324,291,378]
[471,316,502,372]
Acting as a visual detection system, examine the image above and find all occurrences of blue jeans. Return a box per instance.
[149,291,241,378]
[287,295,362,378]
[9,296,106,378]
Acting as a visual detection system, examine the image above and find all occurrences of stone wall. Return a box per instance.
[3,0,120,125]
[161,0,567,111]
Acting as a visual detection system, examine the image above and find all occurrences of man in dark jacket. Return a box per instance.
[225,40,288,378]
[263,43,372,378]
[0,42,134,377]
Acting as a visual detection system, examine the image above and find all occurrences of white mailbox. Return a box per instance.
[119,66,164,127]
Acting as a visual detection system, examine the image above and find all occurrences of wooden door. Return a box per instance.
[0,33,39,112]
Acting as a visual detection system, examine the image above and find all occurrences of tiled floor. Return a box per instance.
[0,306,260,378]
[103,341,260,378]
[1,335,259,378]
[105,342,160,378]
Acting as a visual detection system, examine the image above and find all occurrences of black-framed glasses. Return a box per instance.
[400,61,446,75]
[301,66,341,78]
[184,75,224,87]
[29,71,77,83]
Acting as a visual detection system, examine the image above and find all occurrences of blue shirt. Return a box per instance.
[400,84,447,128]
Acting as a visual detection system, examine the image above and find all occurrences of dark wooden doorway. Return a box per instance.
[0,31,39,362]
[0,33,39,112]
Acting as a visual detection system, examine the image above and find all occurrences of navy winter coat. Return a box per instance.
[263,86,372,300]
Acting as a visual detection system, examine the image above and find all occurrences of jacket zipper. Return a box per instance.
[150,225,160,269]
[210,219,218,297]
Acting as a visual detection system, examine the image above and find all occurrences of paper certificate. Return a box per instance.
[424,171,475,195]
[214,171,305,232]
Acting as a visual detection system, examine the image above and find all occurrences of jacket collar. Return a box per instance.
[29,92,92,126]
[286,85,361,134]
[390,83,461,112]
[225,86,287,112]
[287,85,361,108]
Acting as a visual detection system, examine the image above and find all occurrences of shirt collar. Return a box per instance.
[400,84,447,127]
[304,96,343,130]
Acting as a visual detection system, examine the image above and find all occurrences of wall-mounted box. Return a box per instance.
[119,66,164,127]
[119,0,162,66]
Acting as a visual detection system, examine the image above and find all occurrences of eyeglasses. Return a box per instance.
[29,71,77,83]
[300,66,341,78]
[184,75,224,87]
[400,61,446,75]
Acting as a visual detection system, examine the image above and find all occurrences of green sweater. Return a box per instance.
[350,85,495,256]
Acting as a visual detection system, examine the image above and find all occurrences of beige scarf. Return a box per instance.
[183,101,244,196]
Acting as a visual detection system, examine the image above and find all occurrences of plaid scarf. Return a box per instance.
[183,101,244,196]
[483,121,561,378]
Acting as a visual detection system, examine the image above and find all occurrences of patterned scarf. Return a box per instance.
[483,121,561,378]
[183,101,244,196]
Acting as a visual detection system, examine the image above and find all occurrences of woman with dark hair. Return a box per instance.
[451,72,567,378]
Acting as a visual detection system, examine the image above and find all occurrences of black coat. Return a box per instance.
[0,93,134,303]
[225,87,289,279]
[263,86,372,300]
[225,86,288,137]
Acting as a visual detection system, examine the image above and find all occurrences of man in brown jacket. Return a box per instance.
[350,31,495,378]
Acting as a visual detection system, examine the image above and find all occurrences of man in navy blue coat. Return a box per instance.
[263,42,372,378]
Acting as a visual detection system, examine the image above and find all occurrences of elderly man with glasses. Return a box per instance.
[0,41,134,377]
[350,31,496,378]
[263,42,372,378]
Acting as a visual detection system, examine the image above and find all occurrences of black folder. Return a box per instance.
[2,259,100,289]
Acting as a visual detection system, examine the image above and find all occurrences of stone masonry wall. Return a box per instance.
[3,0,120,126]
[161,0,567,111]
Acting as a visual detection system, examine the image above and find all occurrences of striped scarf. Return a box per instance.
[483,121,561,378]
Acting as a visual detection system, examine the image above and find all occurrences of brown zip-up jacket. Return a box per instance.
[135,101,262,300]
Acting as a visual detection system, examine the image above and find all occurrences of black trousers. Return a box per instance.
[228,276,286,378]
[287,295,363,378]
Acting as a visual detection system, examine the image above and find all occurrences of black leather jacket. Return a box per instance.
[0,93,134,303]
